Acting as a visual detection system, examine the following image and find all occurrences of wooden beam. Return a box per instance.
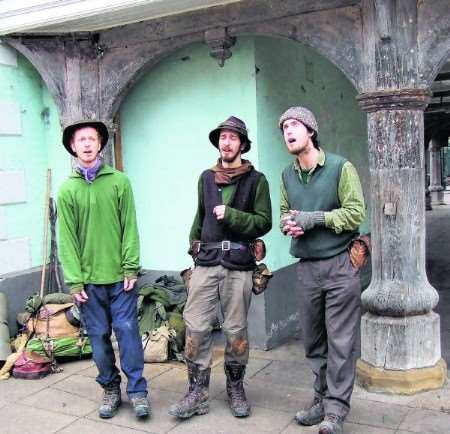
[113,116,123,172]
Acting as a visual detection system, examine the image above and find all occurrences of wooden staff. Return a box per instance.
[39,169,52,299]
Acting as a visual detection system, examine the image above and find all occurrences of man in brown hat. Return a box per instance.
[169,116,272,419]
[279,107,366,434]
[57,121,150,420]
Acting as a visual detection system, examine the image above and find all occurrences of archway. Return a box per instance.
[117,35,369,348]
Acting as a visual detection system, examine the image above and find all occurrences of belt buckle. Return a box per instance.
[221,240,231,251]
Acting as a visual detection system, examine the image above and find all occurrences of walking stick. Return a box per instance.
[39,169,52,299]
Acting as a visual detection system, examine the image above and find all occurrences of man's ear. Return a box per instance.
[70,142,77,155]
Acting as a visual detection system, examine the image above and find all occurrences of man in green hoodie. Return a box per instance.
[57,120,149,420]
[169,116,272,420]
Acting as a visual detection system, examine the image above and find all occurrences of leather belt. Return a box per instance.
[202,241,250,251]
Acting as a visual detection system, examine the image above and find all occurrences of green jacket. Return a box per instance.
[57,165,140,294]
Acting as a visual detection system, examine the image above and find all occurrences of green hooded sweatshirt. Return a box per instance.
[57,165,140,294]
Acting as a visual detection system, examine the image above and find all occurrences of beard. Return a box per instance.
[286,138,310,156]
[220,148,241,163]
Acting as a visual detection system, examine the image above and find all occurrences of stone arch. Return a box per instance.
[4,39,66,124]
[104,6,363,121]
[418,1,450,87]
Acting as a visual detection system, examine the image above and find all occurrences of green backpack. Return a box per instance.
[137,274,187,361]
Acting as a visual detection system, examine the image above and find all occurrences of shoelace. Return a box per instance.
[131,397,148,407]
[325,413,342,423]
[103,390,119,405]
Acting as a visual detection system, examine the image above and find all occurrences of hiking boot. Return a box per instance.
[130,395,151,418]
[99,382,122,418]
[224,362,251,417]
[318,413,344,434]
[168,361,210,419]
[295,396,324,426]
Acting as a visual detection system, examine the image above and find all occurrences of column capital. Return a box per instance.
[357,89,432,113]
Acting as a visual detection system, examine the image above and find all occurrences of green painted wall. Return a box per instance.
[0,52,63,269]
[120,36,369,272]
[120,38,258,271]
[254,36,369,270]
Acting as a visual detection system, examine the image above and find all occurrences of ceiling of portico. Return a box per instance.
[0,0,242,35]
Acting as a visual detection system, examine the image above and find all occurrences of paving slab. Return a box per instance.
[280,420,396,434]
[57,417,153,434]
[218,377,311,415]
[57,358,95,375]
[86,388,181,434]
[347,397,410,430]
[143,363,176,380]
[250,338,306,362]
[21,387,98,416]
[51,374,102,401]
[251,359,313,388]
[167,398,293,434]
[0,371,73,402]
[151,367,226,399]
[352,385,416,407]
[0,402,76,434]
[398,408,450,433]
[407,385,450,412]
[211,355,272,378]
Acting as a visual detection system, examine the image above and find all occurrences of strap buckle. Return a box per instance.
[221,240,231,251]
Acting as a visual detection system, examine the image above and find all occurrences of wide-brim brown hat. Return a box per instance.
[62,120,109,156]
[209,116,251,153]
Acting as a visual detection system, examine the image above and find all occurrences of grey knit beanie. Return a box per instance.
[278,106,318,134]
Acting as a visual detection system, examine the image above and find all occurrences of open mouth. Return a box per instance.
[288,138,296,144]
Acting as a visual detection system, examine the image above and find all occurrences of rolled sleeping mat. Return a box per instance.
[0,293,11,361]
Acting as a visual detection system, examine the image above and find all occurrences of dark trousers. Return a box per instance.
[81,282,147,398]
[297,250,361,418]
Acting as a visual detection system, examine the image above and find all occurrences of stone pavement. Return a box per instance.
[0,337,449,434]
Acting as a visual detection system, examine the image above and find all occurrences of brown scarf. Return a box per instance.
[211,159,253,185]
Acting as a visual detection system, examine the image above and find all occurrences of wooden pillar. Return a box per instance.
[356,89,447,394]
[428,137,444,206]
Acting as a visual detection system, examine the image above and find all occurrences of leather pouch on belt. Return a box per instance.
[252,263,273,295]
[349,234,371,269]
[251,238,266,262]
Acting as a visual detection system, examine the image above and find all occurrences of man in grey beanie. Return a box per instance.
[279,106,365,434]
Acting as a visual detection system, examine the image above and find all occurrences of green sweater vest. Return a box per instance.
[282,152,356,259]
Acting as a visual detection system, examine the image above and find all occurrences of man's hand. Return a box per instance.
[281,210,304,238]
[73,289,89,304]
[124,277,137,292]
[213,205,226,220]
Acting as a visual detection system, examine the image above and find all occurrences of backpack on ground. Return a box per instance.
[12,350,52,380]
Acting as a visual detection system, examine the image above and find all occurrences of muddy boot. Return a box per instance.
[99,380,122,418]
[168,361,210,419]
[224,362,251,417]
[294,396,324,426]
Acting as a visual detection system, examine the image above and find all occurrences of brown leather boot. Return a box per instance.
[224,362,251,417]
[168,360,210,419]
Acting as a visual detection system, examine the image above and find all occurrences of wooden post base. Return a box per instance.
[356,358,448,395]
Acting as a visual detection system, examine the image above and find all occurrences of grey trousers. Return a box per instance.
[183,265,253,369]
[297,250,361,418]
